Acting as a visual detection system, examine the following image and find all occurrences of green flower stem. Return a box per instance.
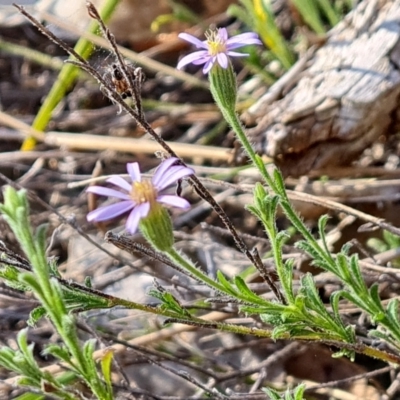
[165,247,229,294]
[209,64,277,191]
[209,64,329,268]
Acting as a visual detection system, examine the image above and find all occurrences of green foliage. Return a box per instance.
[22,0,122,150]
[3,9,400,397]
[151,0,199,31]
[290,0,339,34]
[228,0,345,73]
[367,230,400,266]
[0,330,76,400]
[263,384,306,400]
[228,0,295,69]
[148,283,192,317]
[0,187,114,399]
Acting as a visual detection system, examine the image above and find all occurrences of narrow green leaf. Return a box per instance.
[317,215,330,252]
[13,393,45,400]
[293,384,306,400]
[348,254,364,288]
[300,274,326,314]
[369,284,385,314]
[100,349,114,390]
[234,276,268,305]
[330,291,343,322]
[216,271,238,296]
[42,345,71,364]
[23,0,122,150]
[291,0,326,34]
[387,299,400,328]
[335,253,352,282]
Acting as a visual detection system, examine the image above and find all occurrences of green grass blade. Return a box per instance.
[22,0,121,150]
[253,0,295,69]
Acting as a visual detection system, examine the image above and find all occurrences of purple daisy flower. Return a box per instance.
[87,158,194,234]
[177,28,262,74]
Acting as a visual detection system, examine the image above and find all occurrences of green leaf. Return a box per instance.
[369,329,392,343]
[330,291,343,322]
[339,290,365,311]
[227,4,252,27]
[383,230,400,249]
[42,345,71,364]
[262,387,281,400]
[291,0,326,34]
[28,307,46,327]
[234,276,268,305]
[84,276,93,288]
[48,257,61,278]
[100,349,114,391]
[280,259,294,303]
[369,283,385,318]
[0,266,31,291]
[17,329,35,365]
[367,238,388,253]
[83,339,96,369]
[161,292,191,317]
[62,285,110,312]
[0,347,19,371]
[19,273,45,300]
[300,274,326,314]
[34,224,48,259]
[273,168,286,195]
[216,271,238,296]
[271,324,291,339]
[318,215,330,251]
[387,299,400,328]
[340,242,352,255]
[13,393,45,400]
[335,253,352,282]
[293,384,306,400]
[254,182,267,204]
[23,0,122,150]
[348,254,365,292]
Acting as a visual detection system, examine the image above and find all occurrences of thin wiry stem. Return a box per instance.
[14,1,283,302]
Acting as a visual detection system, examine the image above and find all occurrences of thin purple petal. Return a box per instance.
[226,51,249,58]
[177,51,209,69]
[155,165,187,185]
[226,40,261,50]
[125,202,150,234]
[218,28,228,42]
[178,32,207,49]
[106,175,131,192]
[216,52,229,68]
[87,200,135,222]
[138,201,150,217]
[226,32,262,47]
[86,186,130,200]
[125,208,141,234]
[157,166,194,191]
[152,157,179,186]
[157,195,191,209]
[191,55,211,65]
[127,162,141,182]
[203,58,216,74]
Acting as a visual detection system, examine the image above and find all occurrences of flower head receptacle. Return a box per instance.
[86,158,194,237]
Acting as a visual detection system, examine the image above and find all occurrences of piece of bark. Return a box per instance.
[246,0,400,177]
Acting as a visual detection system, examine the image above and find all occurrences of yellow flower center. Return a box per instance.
[130,180,157,205]
[205,30,226,56]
